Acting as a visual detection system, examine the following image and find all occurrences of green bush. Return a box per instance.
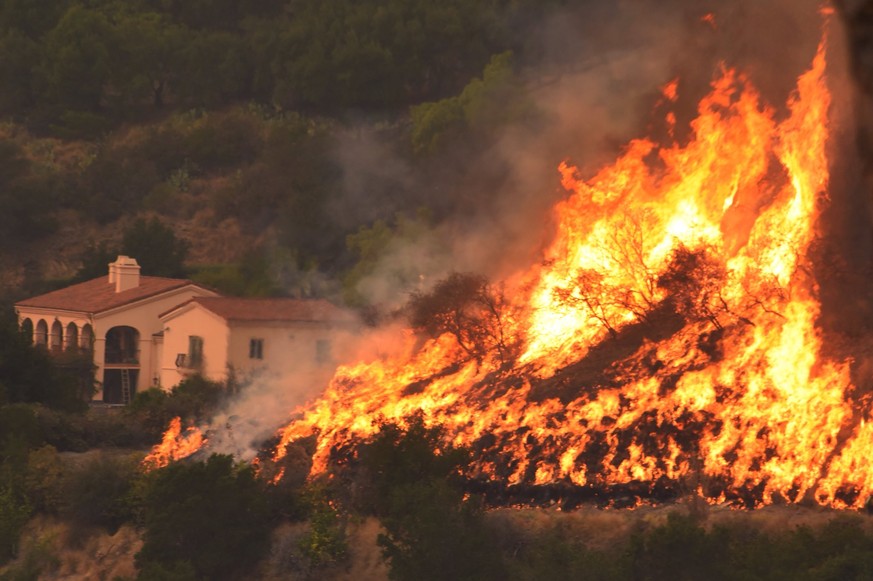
[128,375,228,443]
[298,486,348,573]
[181,110,262,171]
[349,415,505,581]
[23,445,64,514]
[60,453,141,532]
[135,454,271,581]
[0,306,90,413]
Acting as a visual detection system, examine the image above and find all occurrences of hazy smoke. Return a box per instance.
[198,319,425,461]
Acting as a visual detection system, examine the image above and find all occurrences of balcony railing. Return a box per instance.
[175,353,202,370]
[105,348,140,365]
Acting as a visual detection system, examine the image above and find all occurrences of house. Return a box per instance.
[157,296,357,388]
[14,256,217,403]
[15,256,357,405]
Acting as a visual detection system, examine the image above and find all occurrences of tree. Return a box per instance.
[553,269,622,338]
[270,0,506,112]
[115,11,185,108]
[174,30,247,107]
[0,306,89,411]
[74,240,119,282]
[351,416,505,581]
[297,485,349,574]
[411,51,525,154]
[0,486,30,566]
[657,245,729,328]
[60,453,139,531]
[341,209,432,307]
[0,0,71,39]
[552,209,661,336]
[407,272,515,364]
[0,30,40,113]
[0,140,58,249]
[121,217,189,277]
[43,5,116,111]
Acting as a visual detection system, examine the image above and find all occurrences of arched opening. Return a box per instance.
[103,326,140,405]
[20,318,33,343]
[65,323,79,351]
[104,326,140,364]
[49,320,63,353]
[35,320,48,347]
[80,324,94,351]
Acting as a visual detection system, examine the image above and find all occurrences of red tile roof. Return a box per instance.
[15,276,197,314]
[184,297,356,324]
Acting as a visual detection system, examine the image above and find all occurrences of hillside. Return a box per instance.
[7,2,873,581]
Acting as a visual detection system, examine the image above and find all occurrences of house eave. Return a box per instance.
[95,284,217,321]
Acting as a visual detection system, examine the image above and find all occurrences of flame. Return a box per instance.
[152,24,873,509]
[143,416,206,470]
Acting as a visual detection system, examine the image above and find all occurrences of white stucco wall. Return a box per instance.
[160,306,357,391]
[159,305,230,388]
[226,321,339,379]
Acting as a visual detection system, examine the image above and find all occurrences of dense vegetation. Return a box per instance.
[0,0,556,307]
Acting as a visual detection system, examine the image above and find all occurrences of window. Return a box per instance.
[188,335,204,367]
[316,339,331,365]
[249,338,264,359]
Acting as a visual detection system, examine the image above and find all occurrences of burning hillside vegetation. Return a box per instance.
[147,14,873,510]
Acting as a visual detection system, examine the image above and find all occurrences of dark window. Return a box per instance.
[249,338,263,359]
[189,335,204,367]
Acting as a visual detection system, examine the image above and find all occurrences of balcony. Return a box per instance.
[175,353,202,372]
[105,326,140,365]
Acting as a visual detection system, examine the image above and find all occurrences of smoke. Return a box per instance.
[196,319,426,461]
[333,0,833,312]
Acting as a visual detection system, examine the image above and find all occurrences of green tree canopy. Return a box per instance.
[121,217,189,278]
[43,5,116,111]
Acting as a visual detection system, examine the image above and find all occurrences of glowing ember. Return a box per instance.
[151,23,872,509]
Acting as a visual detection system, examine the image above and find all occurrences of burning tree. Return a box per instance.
[407,272,516,365]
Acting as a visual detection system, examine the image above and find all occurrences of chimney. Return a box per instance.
[109,256,141,293]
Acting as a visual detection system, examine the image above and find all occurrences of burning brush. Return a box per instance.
[148,16,873,510]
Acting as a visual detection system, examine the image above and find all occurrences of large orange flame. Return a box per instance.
[142,416,206,470]
[150,27,871,508]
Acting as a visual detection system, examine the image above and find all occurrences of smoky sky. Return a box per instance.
[326,0,830,310]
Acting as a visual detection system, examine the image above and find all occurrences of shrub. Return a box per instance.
[135,454,271,581]
[23,445,64,514]
[0,487,31,566]
[127,375,227,443]
[298,486,348,574]
[349,415,505,581]
[60,453,141,531]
